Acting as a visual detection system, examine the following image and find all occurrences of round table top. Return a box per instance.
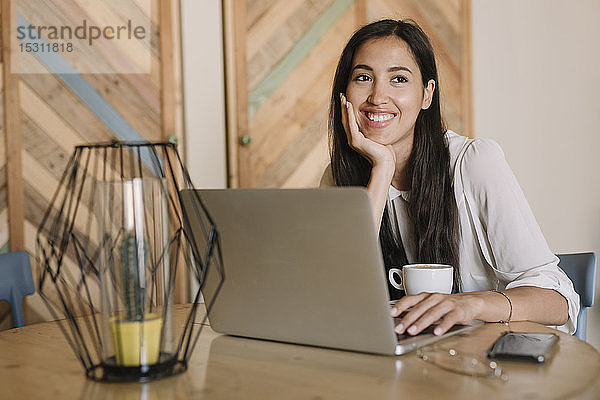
[1,304,599,400]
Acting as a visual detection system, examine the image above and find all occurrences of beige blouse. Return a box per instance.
[320,130,579,334]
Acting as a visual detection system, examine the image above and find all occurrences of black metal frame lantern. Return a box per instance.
[36,141,224,382]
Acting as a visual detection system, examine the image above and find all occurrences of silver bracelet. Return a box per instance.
[491,290,513,325]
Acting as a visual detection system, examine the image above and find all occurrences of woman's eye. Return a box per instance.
[355,74,371,82]
[392,76,408,83]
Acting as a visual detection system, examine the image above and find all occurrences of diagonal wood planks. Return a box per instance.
[0,0,178,326]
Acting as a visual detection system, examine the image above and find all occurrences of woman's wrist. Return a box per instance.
[459,292,486,321]
[491,290,513,324]
[465,290,514,323]
[370,159,395,181]
[367,164,394,200]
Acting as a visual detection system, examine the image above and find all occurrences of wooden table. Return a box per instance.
[1,304,600,400]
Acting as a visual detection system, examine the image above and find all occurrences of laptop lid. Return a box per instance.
[180,188,478,356]
[180,188,399,355]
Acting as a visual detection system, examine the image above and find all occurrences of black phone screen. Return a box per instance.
[487,332,559,363]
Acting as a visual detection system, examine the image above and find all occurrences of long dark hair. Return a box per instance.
[328,19,460,296]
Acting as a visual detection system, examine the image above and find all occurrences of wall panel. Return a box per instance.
[0,0,182,327]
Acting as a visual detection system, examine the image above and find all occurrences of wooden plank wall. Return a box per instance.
[230,0,471,188]
[246,0,352,188]
[0,0,182,329]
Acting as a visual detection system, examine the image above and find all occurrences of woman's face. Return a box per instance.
[345,36,434,151]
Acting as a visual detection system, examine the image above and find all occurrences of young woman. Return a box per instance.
[321,19,578,336]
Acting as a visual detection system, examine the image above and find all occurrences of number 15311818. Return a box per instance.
[19,42,73,53]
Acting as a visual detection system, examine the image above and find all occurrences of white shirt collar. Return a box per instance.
[388,185,409,202]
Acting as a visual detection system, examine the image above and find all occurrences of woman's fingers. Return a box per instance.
[430,311,462,336]
[391,293,431,334]
[391,293,429,317]
[393,293,477,336]
[340,93,362,148]
[346,100,360,139]
[403,299,454,335]
[394,293,445,334]
[340,94,350,141]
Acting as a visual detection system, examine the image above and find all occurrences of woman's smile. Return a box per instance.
[361,110,397,128]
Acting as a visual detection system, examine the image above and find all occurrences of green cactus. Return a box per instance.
[120,232,146,321]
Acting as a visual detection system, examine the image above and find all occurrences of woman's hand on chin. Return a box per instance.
[390,292,484,336]
[340,93,396,170]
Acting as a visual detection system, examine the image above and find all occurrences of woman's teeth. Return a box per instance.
[366,112,394,122]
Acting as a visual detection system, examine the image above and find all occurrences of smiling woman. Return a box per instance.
[327,20,458,293]
[321,19,579,338]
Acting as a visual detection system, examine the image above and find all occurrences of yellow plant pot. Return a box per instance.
[110,314,163,366]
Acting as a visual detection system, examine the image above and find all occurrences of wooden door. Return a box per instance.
[0,0,183,328]
[225,0,472,189]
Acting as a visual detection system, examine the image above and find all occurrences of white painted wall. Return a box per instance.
[180,0,227,302]
[180,0,227,189]
[472,0,600,349]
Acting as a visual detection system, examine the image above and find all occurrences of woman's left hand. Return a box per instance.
[390,292,483,336]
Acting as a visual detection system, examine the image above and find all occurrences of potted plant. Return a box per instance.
[109,179,163,367]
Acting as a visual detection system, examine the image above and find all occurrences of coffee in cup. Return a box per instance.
[388,264,453,295]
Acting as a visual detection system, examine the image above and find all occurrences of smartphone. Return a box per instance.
[487,331,559,363]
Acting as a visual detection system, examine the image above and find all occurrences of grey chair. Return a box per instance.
[557,252,597,340]
[0,251,34,328]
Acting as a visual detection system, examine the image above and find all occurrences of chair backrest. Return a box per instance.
[557,252,597,341]
[0,251,34,328]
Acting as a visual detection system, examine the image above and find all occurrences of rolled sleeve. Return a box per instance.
[504,259,580,334]
[460,139,579,334]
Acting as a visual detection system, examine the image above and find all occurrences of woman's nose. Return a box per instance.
[367,82,389,105]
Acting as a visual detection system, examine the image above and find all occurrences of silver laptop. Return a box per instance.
[180,188,476,355]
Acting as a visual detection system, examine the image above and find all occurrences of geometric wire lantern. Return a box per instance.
[35,141,224,382]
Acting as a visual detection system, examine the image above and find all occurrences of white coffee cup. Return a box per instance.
[388,264,454,295]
